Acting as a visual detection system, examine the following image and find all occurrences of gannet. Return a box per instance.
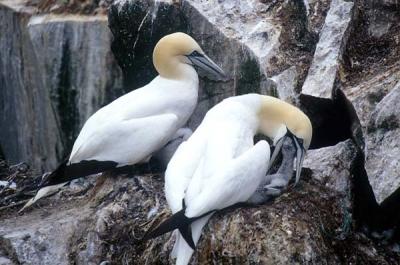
[21,32,225,211]
[144,93,312,264]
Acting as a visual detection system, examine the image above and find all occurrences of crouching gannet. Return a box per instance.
[21,32,226,211]
[143,93,312,265]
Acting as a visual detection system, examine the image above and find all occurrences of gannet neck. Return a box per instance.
[258,95,312,149]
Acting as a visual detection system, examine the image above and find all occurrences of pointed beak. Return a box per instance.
[267,136,285,173]
[187,51,226,80]
[292,137,306,186]
[267,125,288,173]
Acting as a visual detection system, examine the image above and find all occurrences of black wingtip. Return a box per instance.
[40,159,118,188]
[142,209,196,250]
[39,159,69,187]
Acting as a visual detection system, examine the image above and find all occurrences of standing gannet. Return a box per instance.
[144,94,312,265]
[21,32,226,211]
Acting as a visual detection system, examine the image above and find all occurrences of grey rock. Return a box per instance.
[0,2,62,172]
[302,0,354,98]
[271,66,298,104]
[0,259,13,265]
[364,0,400,38]
[0,3,123,172]
[0,205,94,264]
[365,82,400,203]
[27,14,123,133]
[0,252,14,265]
[303,140,356,194]
[344,68,400,129]
[183,0,281,73]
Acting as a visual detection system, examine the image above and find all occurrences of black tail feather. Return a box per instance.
[142,209,196,250]
[40,159,118,188]
[178,219,196,250]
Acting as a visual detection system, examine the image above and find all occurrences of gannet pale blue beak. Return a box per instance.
[292,135,306,185]
[267,124,288,173]
[186,51,226,80]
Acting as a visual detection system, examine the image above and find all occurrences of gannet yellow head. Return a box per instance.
[258,95,312,184]
[153,32,226,80]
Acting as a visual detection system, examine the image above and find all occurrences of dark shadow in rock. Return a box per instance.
[108,0,188,91]
[299,87,363,150]
[350,151,400,244]
[300,95,349,149]
[350,151,380,229]
[0,145,4,160]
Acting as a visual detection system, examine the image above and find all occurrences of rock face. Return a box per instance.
[365,82,400,203]
[0,1,62,172]
[302,0,354,98]
[270,66,298,104]
[0,1,123,172]
[28,14,123,153]
[341,0,400,203]
[303,139,356,194]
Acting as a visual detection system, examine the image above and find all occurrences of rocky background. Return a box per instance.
[0,0,400,264]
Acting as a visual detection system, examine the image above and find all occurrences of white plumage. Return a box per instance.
[164,95,271,265]
[69,75,198,166]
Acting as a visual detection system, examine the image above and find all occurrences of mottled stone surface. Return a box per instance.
[27,14,123,152]
[0,1,62,172]
[344,66,400,130]
[0,1,123,171]
[304,140,356,194]
[302,0,354,98]
[271,66,298,104]
[365,82,400,203]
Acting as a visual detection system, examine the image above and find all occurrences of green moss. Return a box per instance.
[236,56,261,95]
[53,41,78,156]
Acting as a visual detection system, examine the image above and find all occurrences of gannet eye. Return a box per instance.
[186,51,226,79]
[188,50,202,57]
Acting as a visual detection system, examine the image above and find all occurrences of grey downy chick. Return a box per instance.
[248,136,297,204]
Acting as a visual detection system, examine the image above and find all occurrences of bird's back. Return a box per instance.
[69,76,198,164]
[165,99,260,213]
